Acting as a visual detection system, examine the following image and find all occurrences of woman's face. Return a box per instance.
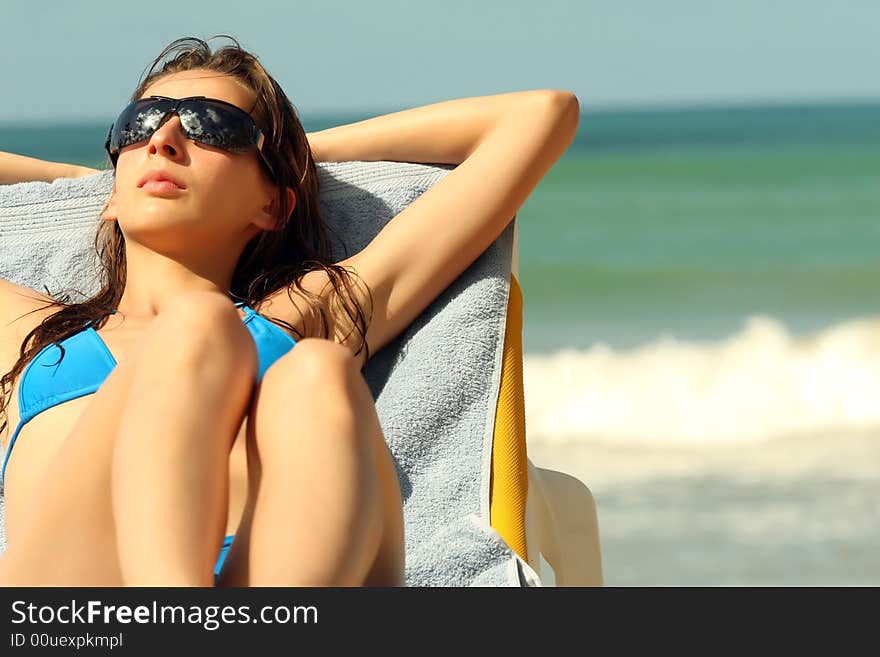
[104,69,280,247]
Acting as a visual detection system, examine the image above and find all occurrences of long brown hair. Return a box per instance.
[1,35,372,440]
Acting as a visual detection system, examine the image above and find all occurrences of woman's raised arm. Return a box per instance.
[306,89,567,166]
[305,89,579,367]
[0,151,101,185]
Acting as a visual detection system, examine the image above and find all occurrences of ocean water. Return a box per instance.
[517,102,880,585]
[2,101,878,585]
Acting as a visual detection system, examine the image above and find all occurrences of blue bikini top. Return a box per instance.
[1,301,297,488]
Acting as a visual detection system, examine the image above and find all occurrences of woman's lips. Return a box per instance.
[140,180,186,195]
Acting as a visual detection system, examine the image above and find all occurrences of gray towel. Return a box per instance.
[0,162,539,586]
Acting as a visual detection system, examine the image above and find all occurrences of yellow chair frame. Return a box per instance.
[488,221,603,586]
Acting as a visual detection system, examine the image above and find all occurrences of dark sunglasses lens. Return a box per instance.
[109,98,175,154]
[177,100,258,152]
[106,97,265,171]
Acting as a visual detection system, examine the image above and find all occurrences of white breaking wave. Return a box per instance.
[523,315,880,446]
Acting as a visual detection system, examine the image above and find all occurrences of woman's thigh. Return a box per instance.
[217,338,404,586]
[0,291,255,586]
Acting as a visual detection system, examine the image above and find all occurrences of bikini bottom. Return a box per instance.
[213,534,235,585]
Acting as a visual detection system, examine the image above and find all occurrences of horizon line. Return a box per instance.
[1,94,879,129]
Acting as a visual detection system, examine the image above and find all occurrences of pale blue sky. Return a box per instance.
[0,0,877,124]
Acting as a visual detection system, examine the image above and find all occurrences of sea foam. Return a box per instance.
[523,315,880,446]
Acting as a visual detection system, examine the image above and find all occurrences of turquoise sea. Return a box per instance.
[520,101,879,351]
[3,101,879,585]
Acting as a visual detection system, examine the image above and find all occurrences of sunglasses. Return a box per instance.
[104,95,276,181]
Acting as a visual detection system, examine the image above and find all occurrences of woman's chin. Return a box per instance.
[123,206,197,231]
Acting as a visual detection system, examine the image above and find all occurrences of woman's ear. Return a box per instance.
[283,186,296,218]
[257,186,297,231]
[101,185,118,222]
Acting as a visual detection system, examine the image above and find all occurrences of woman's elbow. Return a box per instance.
[532,90,580,129]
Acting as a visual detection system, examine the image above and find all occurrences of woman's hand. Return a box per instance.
[0,151,101,185]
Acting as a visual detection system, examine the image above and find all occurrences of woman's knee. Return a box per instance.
[263,337,358,393]
[255,338,375,448]
[147,291,257,375]
[157,290,240,328]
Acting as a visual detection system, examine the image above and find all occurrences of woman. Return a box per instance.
[0,36,579,586]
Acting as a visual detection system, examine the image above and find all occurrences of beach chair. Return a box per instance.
[0,165,603,586]
[488,222,603,586]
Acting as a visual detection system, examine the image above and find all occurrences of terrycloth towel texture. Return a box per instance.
[0,162,536,586]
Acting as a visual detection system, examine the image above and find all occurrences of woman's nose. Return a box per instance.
[147,113,187,160]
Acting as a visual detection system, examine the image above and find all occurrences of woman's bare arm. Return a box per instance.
[0,151,101,185]
[304,89,579,367]
[305,89,565,166]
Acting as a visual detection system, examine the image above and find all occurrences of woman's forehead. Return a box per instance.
[141,70,255,110]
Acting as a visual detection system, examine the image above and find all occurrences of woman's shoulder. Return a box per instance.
[254,269,333,341]
[256,267,365,344]
[0,278,54,363]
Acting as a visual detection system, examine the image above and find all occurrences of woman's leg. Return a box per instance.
[216,338,405,587]
[0,291,256,586]
[0,347,144,586]
[112,291,257,586]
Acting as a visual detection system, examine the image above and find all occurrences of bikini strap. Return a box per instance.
[233,300,254,315]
